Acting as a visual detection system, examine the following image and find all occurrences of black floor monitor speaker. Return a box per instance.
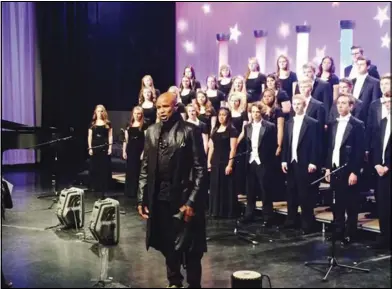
[55,187,85,229]
[88,198,120,245]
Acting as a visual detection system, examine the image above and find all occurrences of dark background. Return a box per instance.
[36,2,175,172]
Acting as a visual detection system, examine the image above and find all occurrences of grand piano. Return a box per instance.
[1,119,59,154]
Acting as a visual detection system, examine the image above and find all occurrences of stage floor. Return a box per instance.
[1,171,390,288]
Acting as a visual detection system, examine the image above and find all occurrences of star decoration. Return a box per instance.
[332,2,340,8]
[229,23,242,44]
[381,32,390,49]
[177,19,188,34]
[373,5,390,28]
[183,40,195,54]
[312,46,326,64]
[201,3,211,14]
[278,22,290,39]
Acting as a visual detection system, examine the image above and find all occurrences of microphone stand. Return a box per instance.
[206,150,259,245]
[305,163,370,282]
[33,135,74,208]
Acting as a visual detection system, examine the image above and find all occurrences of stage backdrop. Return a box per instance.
[176,2,390,86]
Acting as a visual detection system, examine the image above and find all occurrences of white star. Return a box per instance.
[373,5,390,28]
[201,3,211,14]
[312,46,327,64]
[229,24,242,44]
[332,2,340,8]
[177,19,188,34]
[183,40,195,54]
[278,22,290,39]
[381,32,390,48]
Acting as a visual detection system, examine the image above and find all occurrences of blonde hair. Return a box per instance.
[129,106,144,130]
[227,92,247,112]
[91,104,111,128]
[139,75,157,102]
[139,87,155,105]
[245,57,260,80]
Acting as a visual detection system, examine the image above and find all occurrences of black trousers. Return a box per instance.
[154,201,203,288]
[285,161,316,230]
[376,169,391,245]
[331,168,359,238]
[245,161,273,221]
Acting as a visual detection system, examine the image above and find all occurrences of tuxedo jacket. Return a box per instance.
[326,116,365,176]
[282,115,319,169]
[295,79,333,118]
[328,99,365,124]
[352,75,382,121]
[243,120,277,166]
[372,117,391,168]
[344,64,380,80]
[366,99,385,151]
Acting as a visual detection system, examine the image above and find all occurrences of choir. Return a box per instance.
[89,46,390,249]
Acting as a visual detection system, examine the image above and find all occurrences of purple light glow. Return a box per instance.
[2,2,36,165]
[176,2,390,86]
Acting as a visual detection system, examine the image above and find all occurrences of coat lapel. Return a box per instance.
[341,118,353,146]
[298,118,308,145]
[247,124,253,142]
[258,122,266,147]
[288,119,294,147]
[306,99,314,116]
[331,121,338,150]
[376,102,382,126]
[358,76,368,101]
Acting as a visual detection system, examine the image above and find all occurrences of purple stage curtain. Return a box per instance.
[2,2,36,165]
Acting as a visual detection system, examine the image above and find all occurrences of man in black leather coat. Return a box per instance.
[138,92,207,288]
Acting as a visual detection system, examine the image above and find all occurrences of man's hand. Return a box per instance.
[275,146,282,156]
[308,164,317,173]
[180,205,194,223]
[375,164,385,177]
[137,205,149,219]
[348,173,357,186]
[281,163,288,174]
[325,169,331,183]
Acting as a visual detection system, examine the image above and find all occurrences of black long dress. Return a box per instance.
[218,79,233,101]
[125,125,146,198]
[142,106,157,127]
[231,111,248,195]
[209,126,239,218]
[90,124,112,198]
[246,73,266,103]
[279,71,297,101]
[261,108,286,201]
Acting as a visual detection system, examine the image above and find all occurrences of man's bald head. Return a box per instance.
[156,92,178,122]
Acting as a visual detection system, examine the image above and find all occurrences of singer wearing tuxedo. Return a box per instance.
[138,93,207,288]
[325,94,365,245]
[239,103,277,225]
[281,95,319,234]
[372,99,391,250]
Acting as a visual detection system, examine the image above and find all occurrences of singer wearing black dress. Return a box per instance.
[325,94,365,245]
[88,105,113,199]
[208,108,239,218]
[245,57,266,104]
[123,106,147,198]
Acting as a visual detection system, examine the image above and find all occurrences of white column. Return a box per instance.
[254,30,268,73]
[216,33,230,73]
[295,25,311,75]
[339,20,356,78]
